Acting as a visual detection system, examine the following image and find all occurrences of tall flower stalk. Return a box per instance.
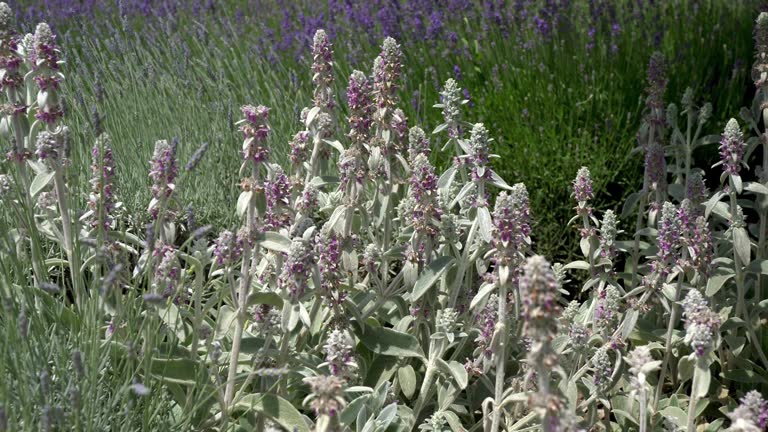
[224,104,270,407]
[520,256,564,432]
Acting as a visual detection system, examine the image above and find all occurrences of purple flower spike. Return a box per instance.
[148,139,178,203]
[572,167,593,202]
[492,184,532,265]
[719,118,746,176]
[240,104,270,163]
[87,134,117,231]
[681,289,720,357]
[728,391,768,430]
[312,30,334,110]
[347,70,373,148]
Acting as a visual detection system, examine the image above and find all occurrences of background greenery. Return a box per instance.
[35,0,759,259]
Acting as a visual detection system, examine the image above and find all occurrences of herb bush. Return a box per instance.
[2,3,768,432]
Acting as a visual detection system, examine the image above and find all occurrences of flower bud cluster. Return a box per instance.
[278,238,315,301]
[492,184,532,268]
[681,289,720,357]
[727,391,768,431]
[86,134,117,231]
[719,118,746,176]
[240,105,270,163]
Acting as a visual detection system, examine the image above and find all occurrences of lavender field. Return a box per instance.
[1,0,767,431]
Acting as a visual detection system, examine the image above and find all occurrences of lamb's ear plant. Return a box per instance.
[5,4,768,432]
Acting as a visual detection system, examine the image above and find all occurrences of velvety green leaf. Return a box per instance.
[150,357,199,385]
[476,206,493,243]
[693,362,711,398]
[621,192,641,219]
[659,406,687,428]
[437,165,457,190]
[398,365,416,399]
[745,182,768,196]
[259,231,291,254]
[678,356,694,383]
[236,191,252,218]
[733,227,751,264]
[442,410,466,432]
[357,325,425,360]
[563,260,590,271]
[376,403,398,428]
[363,355,399,388]
[436,359,468,389]
[723,369,768,385]
[412,256,455,302]
[746,260,768,275]
[340,395,368,426]
[246,291,283,308]
[489,170,513,190]
[235,393,310,432]
[706,274,734,296]
[29,171,55,198]
[469,282,496,311]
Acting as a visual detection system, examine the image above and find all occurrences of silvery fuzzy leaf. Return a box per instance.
[488,170,513,190]
[619,192,642,220]
[327,206,346,234]
[744,181,768,196]
[733,227,751,264]
[259,231,291,254]
[412,256,455,302]
[323,139,346,154]
[438,165,457,191]
[693,361,711,398]
[731,174,743,194]
[355,323,425,360]
[29,171,54,198]
[381,128,391,145]
[457,138,471,154]
[563,260,590,271]
[373,403,398,431]
[305,106,321,127]
[234,394,310,432]
[236,191,252,219]
[436,358,468,390]
[403,261,418,288]
[449,182,474,209]
[310,175,340,187]
[476,206,492,243]
[282,303,299,333]
[0,117,10,138]
[398,365,416,399]
[442,410,465,432]
[432,122,448,135]
[342,249,358,273]
[298,302,311,329]
[705,273,734,296]
[27,159,48,175]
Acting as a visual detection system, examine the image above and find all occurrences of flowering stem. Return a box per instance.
[655,248,687,410]
[449,219,478,308]
[630,192,648,291]
[52,169,83,307]
[686,359,702,432]
[224,166,259,408]
[490,273,508,432]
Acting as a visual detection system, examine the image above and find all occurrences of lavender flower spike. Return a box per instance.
[572,167,593,202]
[681,289,720,358]
[718,118,746,176]
[311,29,334,110]
[727,391,768,431]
